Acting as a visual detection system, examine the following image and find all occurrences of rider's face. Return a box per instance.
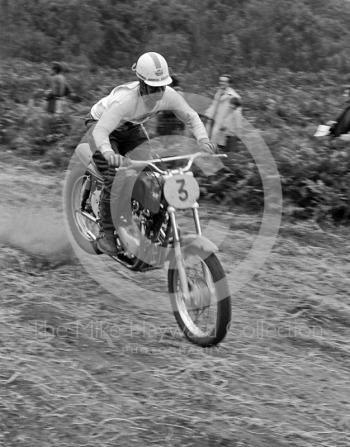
[146,84,166,101]
[219,77,229,89]
[141,83,166,107]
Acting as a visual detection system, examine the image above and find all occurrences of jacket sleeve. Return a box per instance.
[90,100,131,154]
[164,90,208,141]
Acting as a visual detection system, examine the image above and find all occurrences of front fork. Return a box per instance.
[192,203,210,285]
[192,202,202,235]
[168,204,202,301]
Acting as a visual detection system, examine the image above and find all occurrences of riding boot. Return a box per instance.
[97,195,119,255]
[81,176,92,212]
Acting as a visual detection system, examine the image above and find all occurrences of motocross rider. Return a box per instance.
[82,51,216,255]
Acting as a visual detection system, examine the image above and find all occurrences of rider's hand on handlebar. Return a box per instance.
[198,138,217,154]
[103,150,132,168]
[103,150,121,167]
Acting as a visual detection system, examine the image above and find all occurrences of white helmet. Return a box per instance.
[132,52,172,87]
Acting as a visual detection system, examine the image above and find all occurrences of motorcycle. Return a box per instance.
[64,145,232,347]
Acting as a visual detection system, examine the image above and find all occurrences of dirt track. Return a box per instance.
[0,155,349,447]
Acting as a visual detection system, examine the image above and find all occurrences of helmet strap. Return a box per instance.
[139,80,148,96]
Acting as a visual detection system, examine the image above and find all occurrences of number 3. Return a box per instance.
[176,179,189,201]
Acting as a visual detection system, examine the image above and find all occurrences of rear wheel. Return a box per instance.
[64,162,100,254]
[168,252,231,347]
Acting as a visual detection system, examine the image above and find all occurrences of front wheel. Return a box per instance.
[168,252,231,347]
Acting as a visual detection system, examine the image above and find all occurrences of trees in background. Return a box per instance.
[0,0,349,73]
[0,0,350,222]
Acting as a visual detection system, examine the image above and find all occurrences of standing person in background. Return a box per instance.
[46,62,71,114]
[216,95,243,152]
[329,84,350,140]
[205,74,242,148]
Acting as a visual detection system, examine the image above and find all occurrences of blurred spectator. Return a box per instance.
[156,74,185,135]
[204,74,242,148]
[46,62,71,114]
[329,84,350,139]
[216,95,244,152]
[266,98,277,112]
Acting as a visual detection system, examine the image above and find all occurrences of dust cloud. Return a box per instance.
[0,207,75,267]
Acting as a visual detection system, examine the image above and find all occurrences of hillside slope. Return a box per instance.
[0,156,349,447]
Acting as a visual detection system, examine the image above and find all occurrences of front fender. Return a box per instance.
[180,234,218,256]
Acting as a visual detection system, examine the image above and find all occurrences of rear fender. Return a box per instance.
[75,142,93,167]
[74,143,103,182]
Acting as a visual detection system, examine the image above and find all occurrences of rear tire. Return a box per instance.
[168,252,231,347]
[63,160,98,255]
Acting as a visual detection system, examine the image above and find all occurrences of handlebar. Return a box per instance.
[119,152,227,175]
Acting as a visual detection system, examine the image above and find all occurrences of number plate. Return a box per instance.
[163,174,200,209]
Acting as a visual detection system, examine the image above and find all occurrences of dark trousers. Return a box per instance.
[90,123,148,233]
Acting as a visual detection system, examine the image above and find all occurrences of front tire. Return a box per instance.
[168,252,231,347]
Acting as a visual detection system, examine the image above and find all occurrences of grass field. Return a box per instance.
[0,154,349,446]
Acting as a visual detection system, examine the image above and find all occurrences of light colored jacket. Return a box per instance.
[213,107,243,146]
[91,81,208,154]
[205,86,241,145]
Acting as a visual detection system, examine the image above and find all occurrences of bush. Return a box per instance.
[1,58,350,224]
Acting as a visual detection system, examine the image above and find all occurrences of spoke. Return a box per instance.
[174,255,217,337]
